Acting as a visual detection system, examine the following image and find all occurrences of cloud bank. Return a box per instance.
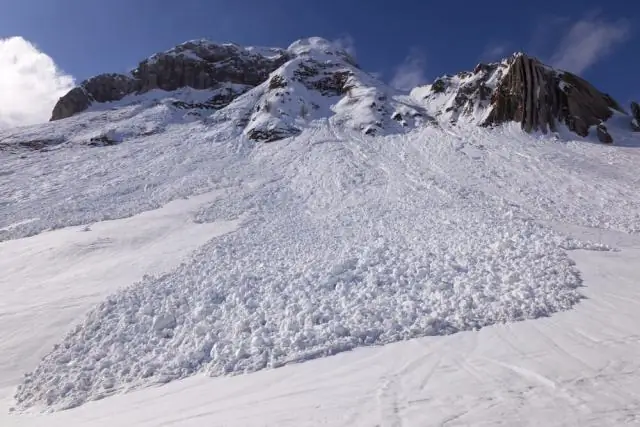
[550,16,630,74]
[390,48,428,91]
[0,37,75,129]
[331,34,357,59]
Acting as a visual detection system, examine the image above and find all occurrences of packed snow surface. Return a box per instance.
[2,82,640,412]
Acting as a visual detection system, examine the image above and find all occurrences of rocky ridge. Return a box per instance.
[50,40,290,121]
[411,53,630,143]
[50,39,634,144]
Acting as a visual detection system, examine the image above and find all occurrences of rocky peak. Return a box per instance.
[212,49,431,143]
[50,40,291,121]
[132,40,290,93]
[412,52,626,143]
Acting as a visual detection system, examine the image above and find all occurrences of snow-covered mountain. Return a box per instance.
[43,38,638,147]
[411,52,632,143]
[3,37,640,421]
[47,37,432,145]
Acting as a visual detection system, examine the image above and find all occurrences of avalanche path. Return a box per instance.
[2,117,639,413]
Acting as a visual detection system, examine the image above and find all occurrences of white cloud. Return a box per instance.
[0,37,75,129]
[481,43,509,61]
[550,16,630,74]
[390,48,427,91]
[331,34,357,59]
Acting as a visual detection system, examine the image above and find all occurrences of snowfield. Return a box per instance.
[2,37,640,423]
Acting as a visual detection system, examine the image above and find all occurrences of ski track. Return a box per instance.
[1,103,640,423]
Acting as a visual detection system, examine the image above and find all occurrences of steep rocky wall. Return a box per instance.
[132,42,289,93]
[482,54,623,142]
[51,74,139,121]
[50,42,290,121]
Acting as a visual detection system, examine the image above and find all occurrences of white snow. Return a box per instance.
[3,108,640,412]
[2,232,640,426]
[2,37,640,425]
[287,37,356,65]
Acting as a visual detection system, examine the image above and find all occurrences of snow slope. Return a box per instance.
[2,36,640,424]
[0,191,238,390]
[2,97,640,412]
[2,227,640,426]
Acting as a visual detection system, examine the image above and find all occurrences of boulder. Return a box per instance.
[631,101,640,131]
[50,74,140,121]
[596,124,613,144]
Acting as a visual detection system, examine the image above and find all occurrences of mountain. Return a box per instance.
[411,53,628,143]
[49,37,431,144]
[46,38,637,146]
[3,37,640,415]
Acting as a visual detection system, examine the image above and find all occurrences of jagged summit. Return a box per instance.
[49,36,430,143]
[50,37,360,123]
[287,37,358,67]
[411,52,627,143]
[48,38,634,144]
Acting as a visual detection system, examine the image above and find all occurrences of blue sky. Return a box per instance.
[0,0,638,126]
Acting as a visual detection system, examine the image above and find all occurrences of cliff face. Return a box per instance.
[412,53,626,143]
[51,74,139,121]
[50,41,290,121]
[132,41,290,93]
[483,54,623,142]
[51,40,632,145]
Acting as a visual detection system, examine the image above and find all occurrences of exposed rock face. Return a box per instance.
[132,41,289,93]
[483,54,623,137]
[631,101,640,131]
[292,59,352,96]
[596,124,613,144]
[50,87,92,121]
[413,53,625,143]
[51,74,139,121]
[51,41,290,121]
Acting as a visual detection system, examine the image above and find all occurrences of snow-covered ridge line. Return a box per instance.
[410,52,632,143]
[47,36,636,144]
[49,37,357,123]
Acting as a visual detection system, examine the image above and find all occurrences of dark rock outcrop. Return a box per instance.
[0,137,66,152]
[292,59,352,96]
[631,101,640,131]
[132,41,289,93]
[51,41,290,121]
[482,54,624,138]
[419,53,626,143]
[596,124,613,144]
[51,74,139,121]
[246,126,300,143]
